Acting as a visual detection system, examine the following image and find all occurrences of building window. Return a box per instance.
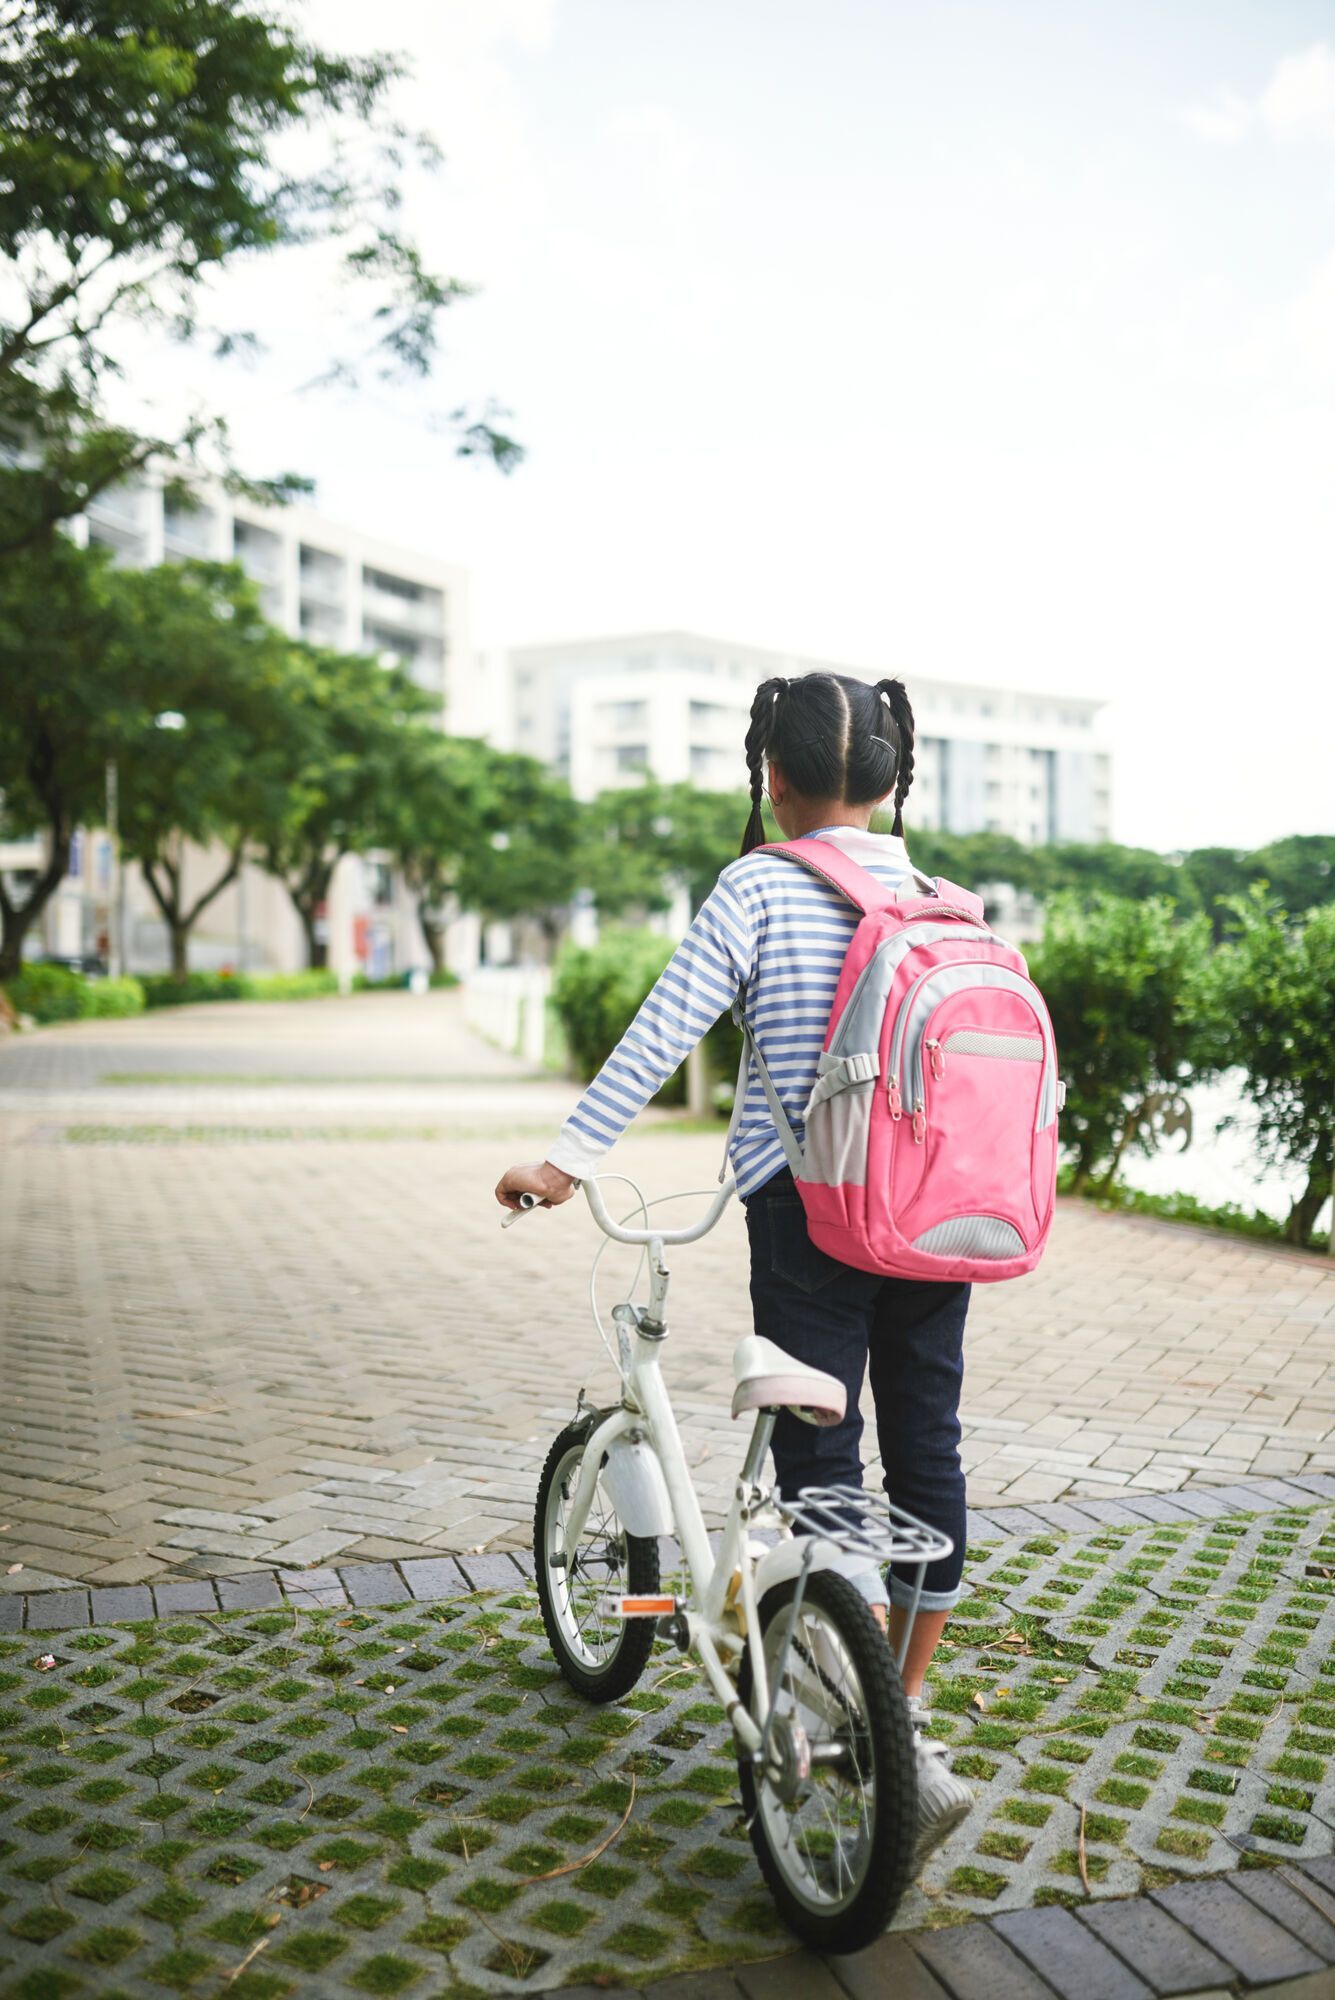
[364,566,422,602]
[615,744,648,772]
[689,700,728,724]
[603,701,647,730]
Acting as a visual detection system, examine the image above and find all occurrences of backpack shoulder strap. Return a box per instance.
[753,838,902,913]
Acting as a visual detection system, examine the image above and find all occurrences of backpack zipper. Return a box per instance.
[826,915,990,1077]
[887,963,1057,1135]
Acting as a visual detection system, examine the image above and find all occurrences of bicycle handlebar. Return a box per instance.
[582,1175,736,1246]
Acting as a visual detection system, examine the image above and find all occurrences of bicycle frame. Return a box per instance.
[557,1177,848,1757]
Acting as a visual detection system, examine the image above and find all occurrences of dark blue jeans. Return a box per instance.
[745,1171,969,1608]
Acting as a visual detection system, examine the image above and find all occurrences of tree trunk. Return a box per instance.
[0,799,71,982]
[1286,1140,1334,1249]
[140,842,245,985]
[417,901,446,975]
[296,903,328,970]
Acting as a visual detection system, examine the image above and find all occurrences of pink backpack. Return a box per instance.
[734,841,1061,1283]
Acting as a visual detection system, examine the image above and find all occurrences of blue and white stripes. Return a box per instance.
[547,827,915,1198]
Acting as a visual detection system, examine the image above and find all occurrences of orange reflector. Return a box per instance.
[617,1596,676,1618]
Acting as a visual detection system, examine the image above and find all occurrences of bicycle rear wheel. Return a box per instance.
[534,1415,659,1703]
[737,1569,916,1952]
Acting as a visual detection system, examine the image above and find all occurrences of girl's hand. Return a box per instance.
[495,1161,577,1211]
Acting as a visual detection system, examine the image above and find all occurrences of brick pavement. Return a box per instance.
[1,993,1333,1590]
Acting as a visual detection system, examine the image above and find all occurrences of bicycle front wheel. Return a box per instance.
[534,1415,659,1703]
[737,1569,917,1952]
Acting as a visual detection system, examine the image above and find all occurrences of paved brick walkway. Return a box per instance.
[1,994,1333,1590]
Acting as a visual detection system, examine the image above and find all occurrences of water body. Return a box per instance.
[1113,1069,1331,1238]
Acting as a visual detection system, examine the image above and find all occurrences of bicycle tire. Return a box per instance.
[737,1569,917,1952]
[534,1415,660,1703]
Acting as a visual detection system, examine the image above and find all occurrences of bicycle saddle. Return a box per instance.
[731,1335,847,1429]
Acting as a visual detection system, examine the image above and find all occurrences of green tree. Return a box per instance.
[112,563,298,977]
[1249,836,1335,918]
[453,753,583,954]
[1209,891,1335,1249]
[1179,846,1260,940]
[1027,892,1218,1192]
[381,731,499,974]
[0,0,520,557]
[1038,841,1191,908]
[0,534,128,979]
[257,646,432,969]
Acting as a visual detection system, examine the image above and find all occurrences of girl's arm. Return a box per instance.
[494,874,756,1206]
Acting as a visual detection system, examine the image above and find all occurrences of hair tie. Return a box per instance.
[880,689,892,708]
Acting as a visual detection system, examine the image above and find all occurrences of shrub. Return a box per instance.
[1206,893,1335,1247]
[1027,893,1218,1191]
[245,970,339,1001]
[141,968,339,1007]
[5,963,145,1023]
[552,927,744,1113]
[6,961,87,1020]
[82,976,147,1019]
[140,970,248,1008]
[553,930,678,1087]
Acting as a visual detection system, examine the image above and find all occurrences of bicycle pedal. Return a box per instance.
[600,1592,678,1619]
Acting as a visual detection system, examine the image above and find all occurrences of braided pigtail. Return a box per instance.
[740,677,786,855]
[876,676,915,836]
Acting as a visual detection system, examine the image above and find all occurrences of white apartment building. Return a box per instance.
[498,631,1111,846]
[18,475,471,978]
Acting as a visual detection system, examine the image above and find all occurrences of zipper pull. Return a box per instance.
[912,1103,926,1144]
[888,1078,903,1120]
[926,1036,945,1080]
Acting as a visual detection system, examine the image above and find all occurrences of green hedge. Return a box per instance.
[140,968,339,1008]
[352,968,459,991]
[551,928,741,1110]
[4,963,145,1023]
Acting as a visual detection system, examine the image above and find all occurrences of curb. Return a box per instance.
[542,1858,1335,2000]
[6,1474,1334,1632]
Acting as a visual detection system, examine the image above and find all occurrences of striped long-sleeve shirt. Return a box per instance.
[546,824,918,1198]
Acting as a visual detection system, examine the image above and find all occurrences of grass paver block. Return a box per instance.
[3,1502,1334,1995]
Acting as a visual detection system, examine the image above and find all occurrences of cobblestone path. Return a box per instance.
[1,993,1333,1590]
[1,1503,1332,1996]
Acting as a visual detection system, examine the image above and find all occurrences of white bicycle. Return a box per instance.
[509,1174,953,1951]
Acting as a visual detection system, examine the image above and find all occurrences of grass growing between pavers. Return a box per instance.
[0,1506,1331,1997]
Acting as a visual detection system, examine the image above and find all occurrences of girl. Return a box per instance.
[495,670,973,1869]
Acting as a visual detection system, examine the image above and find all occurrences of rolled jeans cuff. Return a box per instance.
[889,1572,963,1614]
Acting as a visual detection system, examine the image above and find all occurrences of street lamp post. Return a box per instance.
[104,759,120,977]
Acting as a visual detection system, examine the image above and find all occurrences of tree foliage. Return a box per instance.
[381,732,498,972]
[0,0,520,557]
[1207,891,1335,1247]
[451,754,583,948]
[255,645,433,968]
[111,562,297,975]
[0,534,133,976]
[1026,893,1219,1192]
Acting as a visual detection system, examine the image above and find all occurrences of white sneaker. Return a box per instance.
[906,1697,973,1873]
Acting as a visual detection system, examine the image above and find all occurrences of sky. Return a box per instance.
[126,0,1335,852]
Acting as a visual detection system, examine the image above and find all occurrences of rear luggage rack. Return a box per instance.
[776,1486,954,1568]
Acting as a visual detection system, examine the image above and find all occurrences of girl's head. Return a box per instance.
[739,672,915,855]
